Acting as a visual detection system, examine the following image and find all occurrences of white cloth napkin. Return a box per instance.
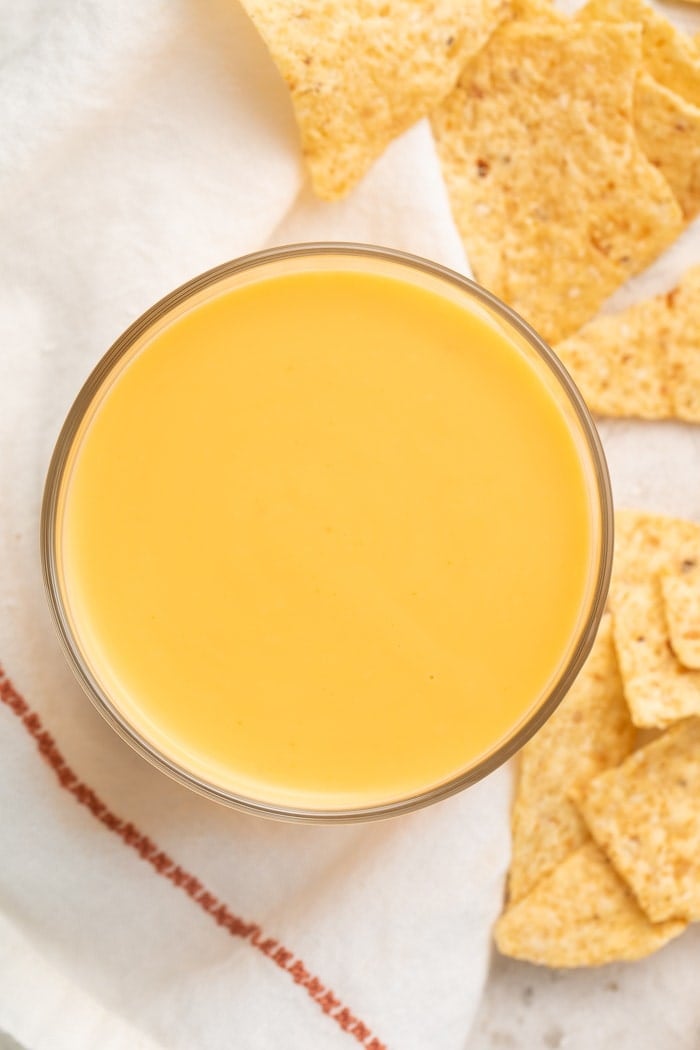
[0,5,508,1050]
[3,3,700,1049]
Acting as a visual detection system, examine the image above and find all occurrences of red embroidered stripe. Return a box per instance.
[0,665,387,1050]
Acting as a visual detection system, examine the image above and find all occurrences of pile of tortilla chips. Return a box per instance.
[242,0,699,354]
[496,511,700,967]
[239,0,700,970]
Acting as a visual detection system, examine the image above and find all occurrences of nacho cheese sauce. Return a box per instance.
[59,269,594,809]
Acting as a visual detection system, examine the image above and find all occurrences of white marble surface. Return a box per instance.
[467,928,700,1050]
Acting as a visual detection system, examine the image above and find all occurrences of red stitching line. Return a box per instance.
[0,665,387,1050]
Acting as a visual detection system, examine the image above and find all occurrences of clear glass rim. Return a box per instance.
[41,242,614,824]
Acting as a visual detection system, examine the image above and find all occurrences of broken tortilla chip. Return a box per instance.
[578,0,700,108]
[577,720,700,923]
[635,73,700,222]
[610,579,700,727]
[508,614,635,904]
[495,842,686,966]
[555,294,673,419]
[240,0,502,200]
[431,22,683,343]
[612,509,700,591]
[607,512,700,726]
[662,559,700,670]
[555,267,700,421]
[612,509,676,586]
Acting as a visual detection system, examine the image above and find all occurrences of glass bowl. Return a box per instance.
[41,243,613,823]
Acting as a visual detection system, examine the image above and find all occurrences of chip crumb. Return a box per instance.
[495,842,686,967]
[577,719,700,923]
[508,614,635,903]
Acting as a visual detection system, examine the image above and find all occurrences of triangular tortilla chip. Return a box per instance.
[578,0,700,107]
[609,511,700,727]
[508,615,635,903]
[431,23,683,343]
[577,719,700,923]
[495,842,686,966]
[240,0,503,200]
[635,73,700,221]
[555,266,700,421]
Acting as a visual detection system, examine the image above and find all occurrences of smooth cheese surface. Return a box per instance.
[60,270,594,808]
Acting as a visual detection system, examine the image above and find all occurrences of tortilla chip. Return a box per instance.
[509,0,565,23]
[613,509,700,587]
[611,579,700,727]
[634,73,700,221]
[556,295,673,419]
[608,512,700,726]
[495,842,686,966]
[556,267,700,421]
[508,614,635,903]
[662,559,700,670]
[666,267,700,422]
[240,0,502,200]
[578,0,700,108]
[484,0,513,21]
[431,23,683,343]
[577,719,700,923]
[612,509,673,586]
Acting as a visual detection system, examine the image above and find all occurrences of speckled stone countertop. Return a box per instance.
[465,926,700,1049]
